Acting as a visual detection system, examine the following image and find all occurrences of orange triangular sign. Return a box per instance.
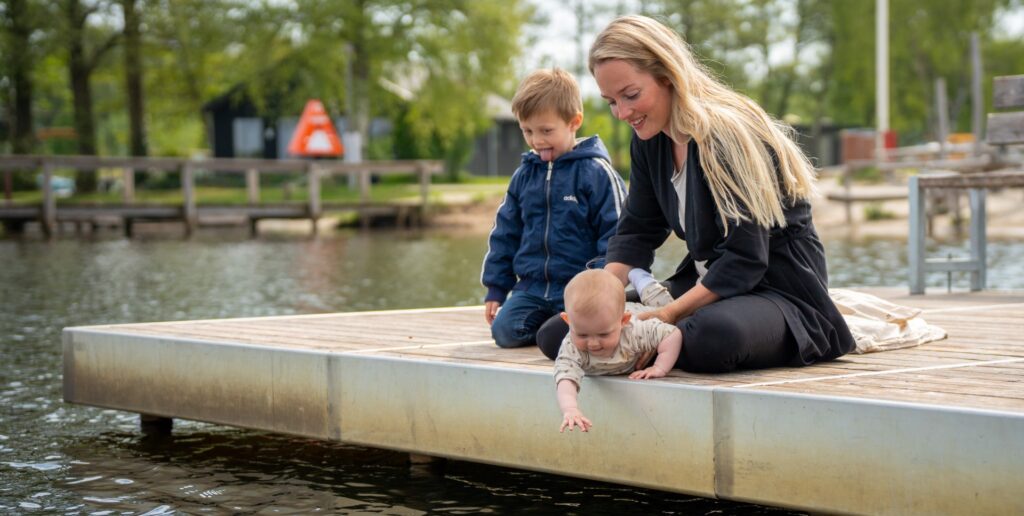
[287,99,344,157]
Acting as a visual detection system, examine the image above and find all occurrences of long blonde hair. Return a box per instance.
[589,15,817,229]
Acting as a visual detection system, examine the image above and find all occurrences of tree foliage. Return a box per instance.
[1,0,1023,174]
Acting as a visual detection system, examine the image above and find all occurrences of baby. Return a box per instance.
[554,269,682,432]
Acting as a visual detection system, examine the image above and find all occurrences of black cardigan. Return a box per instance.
[607,133,855,365]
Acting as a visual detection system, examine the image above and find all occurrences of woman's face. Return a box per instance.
[594,59,673,140]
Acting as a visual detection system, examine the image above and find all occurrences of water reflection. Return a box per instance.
[3,227,1023,513]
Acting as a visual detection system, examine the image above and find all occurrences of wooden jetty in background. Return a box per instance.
[0,155,444,236]
[63,287,1024,515]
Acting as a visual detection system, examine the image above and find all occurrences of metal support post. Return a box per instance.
[968,188,987,291]
[908,176,926,294]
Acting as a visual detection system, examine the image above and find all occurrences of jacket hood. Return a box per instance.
[521,135,610,166]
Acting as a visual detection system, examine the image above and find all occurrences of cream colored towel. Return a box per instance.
[829,289,947,354]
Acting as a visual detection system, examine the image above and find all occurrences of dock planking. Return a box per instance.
[63,287,1024,514]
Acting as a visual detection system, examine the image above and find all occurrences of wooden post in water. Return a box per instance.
[359,167,371,230]
[246,168,260,204]
[418,162,431,226]
[122,167,135,204]
[307,163,321,235]
[41,161,56,237]
[841,164,853,224]
[359,168,371,203]
[139,414,173,435]
[247,168,260,237]
[182,163,197,236]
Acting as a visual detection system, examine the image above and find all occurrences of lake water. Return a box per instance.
[3,227,1023,514]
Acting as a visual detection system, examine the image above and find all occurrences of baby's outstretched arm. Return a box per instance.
[629,328,682,379]
[556,379,592,432]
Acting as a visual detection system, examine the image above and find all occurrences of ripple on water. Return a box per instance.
[3,461,65,472]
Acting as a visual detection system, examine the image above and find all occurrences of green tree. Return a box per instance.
[118,0,146,156]
[1,0,42,154]
[61,0,119,191]
[827,0,1013,141]
[146,0,255,149]
[292,0,530,177]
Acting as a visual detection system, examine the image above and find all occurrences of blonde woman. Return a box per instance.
[537,15,855,372]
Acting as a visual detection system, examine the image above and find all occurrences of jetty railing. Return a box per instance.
[0,155,444,236]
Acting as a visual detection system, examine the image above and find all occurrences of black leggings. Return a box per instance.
[537,279,798,373]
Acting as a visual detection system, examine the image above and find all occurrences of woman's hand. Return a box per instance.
[637,308,673,324]
[603,262,631,286]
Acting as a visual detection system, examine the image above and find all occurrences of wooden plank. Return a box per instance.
[987,112,1024,145]
[917,169,1024,188]
[0,155,444,174]
[993,75,1024,109]
[825,188,906,202]
[307,164,321,234]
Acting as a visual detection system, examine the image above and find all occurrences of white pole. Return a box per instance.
[876,0,889,159]
[970,32,984,157]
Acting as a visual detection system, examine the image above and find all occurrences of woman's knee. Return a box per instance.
[678,316,748,373]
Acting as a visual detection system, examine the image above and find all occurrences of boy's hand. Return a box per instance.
[629,364,667,380]
[484,301,500,325]
[560,408,593,433]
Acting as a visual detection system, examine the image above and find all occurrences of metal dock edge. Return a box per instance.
[63,315,1024,514]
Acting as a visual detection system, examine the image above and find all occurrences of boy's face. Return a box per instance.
[518,109,583,162]
[562,304,631,358]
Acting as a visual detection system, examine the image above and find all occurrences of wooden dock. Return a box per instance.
[62,288,1024,514]
[1,155,443,236]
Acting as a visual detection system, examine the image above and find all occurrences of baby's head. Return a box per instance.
[511,68,584,163]
[561,269,631,357]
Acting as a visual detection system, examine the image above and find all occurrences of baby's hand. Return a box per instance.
[560,408,593,433]
[629,365,667,380]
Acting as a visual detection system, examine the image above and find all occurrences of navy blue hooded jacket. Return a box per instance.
[481,135,626,304]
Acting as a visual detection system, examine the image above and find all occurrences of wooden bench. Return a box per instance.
[908,75,1024,294]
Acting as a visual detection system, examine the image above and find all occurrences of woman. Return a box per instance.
[536,15,855,373]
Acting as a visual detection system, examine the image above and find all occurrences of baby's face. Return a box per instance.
[566,305,630,358]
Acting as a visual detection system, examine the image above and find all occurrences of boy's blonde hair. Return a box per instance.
[564,269,625,317]
[590,15,818,231]
[511,68,583,123]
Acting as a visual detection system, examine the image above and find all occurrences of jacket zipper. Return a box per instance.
[543,160,553,298]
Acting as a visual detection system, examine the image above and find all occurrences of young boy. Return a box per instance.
[555,269,682,433]
[481,68,626,348]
